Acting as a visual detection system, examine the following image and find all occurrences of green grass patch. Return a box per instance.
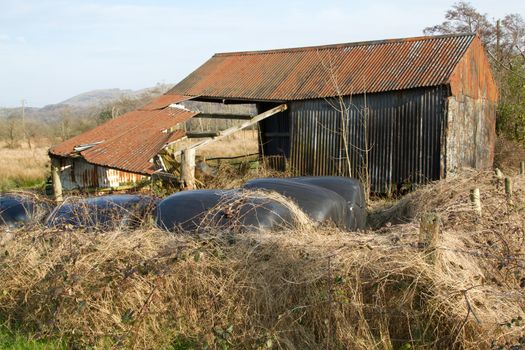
[0,177,47,192]
[0,326,65,350]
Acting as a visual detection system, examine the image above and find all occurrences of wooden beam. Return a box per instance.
[50,157,63,202]
[186,131,221,138]
[180,148,196,190]
[174,104,287,157]
[191,113,254,120]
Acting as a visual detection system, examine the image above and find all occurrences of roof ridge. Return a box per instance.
[214,33,476,57]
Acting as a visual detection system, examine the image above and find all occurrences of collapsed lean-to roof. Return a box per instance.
[50,33,478,176]
[49,95,196,175]
[168,33,476,101]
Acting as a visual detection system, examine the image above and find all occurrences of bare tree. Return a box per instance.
[317,50,372,204]
[4,115,21,148]
[58,107,73,141]
[424,1,495,45]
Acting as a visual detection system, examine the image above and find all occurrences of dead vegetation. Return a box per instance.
[197,129,258,158]
[494,137,525,174]
[0,170,524,349]
[0,141,49,191]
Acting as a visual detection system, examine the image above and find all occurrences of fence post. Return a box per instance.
[470,188,482,217]
[51,157,63,202]
[180,148,196,190]
[419,213,441,264]
[520,161,525,175]
[505,177,512,199]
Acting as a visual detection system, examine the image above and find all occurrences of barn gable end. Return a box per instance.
[446,36,498,173]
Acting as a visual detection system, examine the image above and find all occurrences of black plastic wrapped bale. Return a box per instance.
[243,178,349,229]
[287,176,367,230]
[155,190,233,232]
[0,194,49,228]
[46,194,158,230]
[237,198,295,232]
[227,191,299,232]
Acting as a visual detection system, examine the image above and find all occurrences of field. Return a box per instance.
[0,131,259,193]
[1,170,525,349]
[2,137,525,349]
[0,142,50,192]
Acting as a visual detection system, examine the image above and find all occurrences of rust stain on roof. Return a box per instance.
[168,34,477,101]
[49,108,196,174]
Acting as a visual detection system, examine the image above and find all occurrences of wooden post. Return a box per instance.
[505,177,512,199]
[520,161,525,175]
[470,188,482,217]
[180,148,196,190]
[50,157,63,202]
[419,213,441,264]
[494,168,504,189]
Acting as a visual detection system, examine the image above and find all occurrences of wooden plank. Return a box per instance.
[174,104,287,157]
[192,113,254,120]
[186,131,221,138]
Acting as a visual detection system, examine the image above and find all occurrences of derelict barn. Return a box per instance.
[47,99,255,194]
[49,33,497,195]
[166,33,497,193]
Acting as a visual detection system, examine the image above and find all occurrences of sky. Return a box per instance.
[1,0,524,107]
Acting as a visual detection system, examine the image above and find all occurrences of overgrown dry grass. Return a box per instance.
[198,130,259,158]
[494,137,525,174]
[0,141,50,191]
[1,170,524,349]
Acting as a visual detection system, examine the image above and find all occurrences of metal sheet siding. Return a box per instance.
[169,34,475,101]
[58,157,145,190]
[287,86,448,193]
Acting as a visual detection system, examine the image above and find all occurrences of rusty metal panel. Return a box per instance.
[287,86,448,193]
[169,34,475,102]
[446,36,497,171]
[449,37,498,103]
[50,108,196,175]
[58,157,145,190]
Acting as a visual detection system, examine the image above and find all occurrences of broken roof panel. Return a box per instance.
[49,108,196,174]
[168,34,476,101]
[139,94,194,111]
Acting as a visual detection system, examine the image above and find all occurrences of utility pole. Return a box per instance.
[21,99,25,130]
[21,99,31,149]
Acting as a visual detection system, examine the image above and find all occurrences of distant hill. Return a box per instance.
[59,85,170,108]
[0,84,172,121]
[59,88,135,108]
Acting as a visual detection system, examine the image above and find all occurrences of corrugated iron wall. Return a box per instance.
[270,86,449,193]
[56,157,145,190]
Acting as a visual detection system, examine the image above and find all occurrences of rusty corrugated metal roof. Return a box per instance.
[168,34,476,101]
[49,108,196,174]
